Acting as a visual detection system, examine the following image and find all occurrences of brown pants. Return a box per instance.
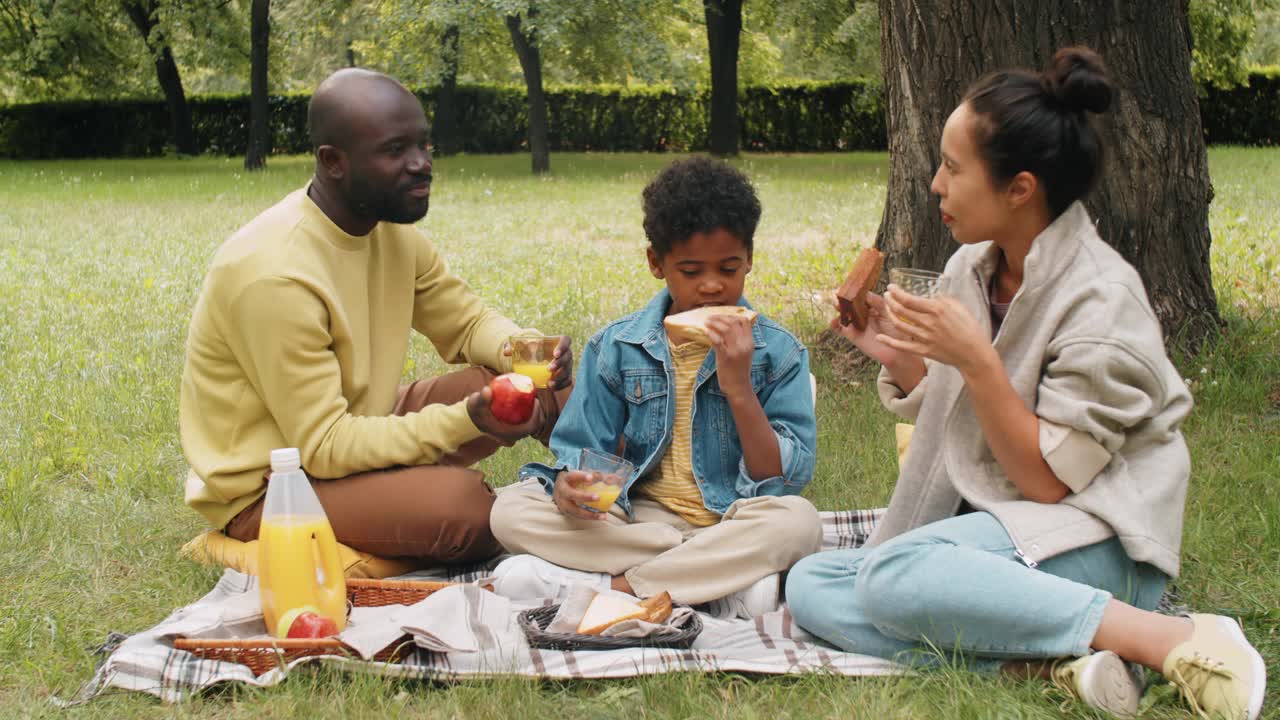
[225,366,568,564]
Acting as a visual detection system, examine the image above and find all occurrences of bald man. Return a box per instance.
[179,69,572,563]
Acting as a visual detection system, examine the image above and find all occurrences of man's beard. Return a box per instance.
[347,172,429,226]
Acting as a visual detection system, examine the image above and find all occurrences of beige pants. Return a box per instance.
[490,479,822,604]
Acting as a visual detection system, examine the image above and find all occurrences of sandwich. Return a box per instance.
[836,247,885,330]
[663,305,759,345]
[575,591,676,635]
[576,594,648,635]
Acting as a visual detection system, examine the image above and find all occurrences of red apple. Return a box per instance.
[489,372,536,425]
[284,610,339,639]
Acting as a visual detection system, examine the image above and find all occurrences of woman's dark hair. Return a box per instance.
[641,156,761,258]
[963,46,1114,217]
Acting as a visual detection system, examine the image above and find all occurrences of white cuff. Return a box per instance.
[1039,418,1112,494]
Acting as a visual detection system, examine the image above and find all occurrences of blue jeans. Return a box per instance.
[785,512,1166,672]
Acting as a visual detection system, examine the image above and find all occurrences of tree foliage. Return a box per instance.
[1189,0,1277,87]
[3,0,1277,105]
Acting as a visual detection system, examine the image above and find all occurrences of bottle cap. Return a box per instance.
[269,447,301,473]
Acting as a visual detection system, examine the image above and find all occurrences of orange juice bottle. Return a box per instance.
[257,448,347,638]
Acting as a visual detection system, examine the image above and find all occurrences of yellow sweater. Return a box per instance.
[634,340,721,527]
[181,188,520,528]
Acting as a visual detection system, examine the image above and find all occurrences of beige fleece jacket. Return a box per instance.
[871,202,1192,577]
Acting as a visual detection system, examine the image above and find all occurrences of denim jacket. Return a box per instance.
[519,289,817,518]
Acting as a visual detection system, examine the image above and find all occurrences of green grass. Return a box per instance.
[0,150,1276,718]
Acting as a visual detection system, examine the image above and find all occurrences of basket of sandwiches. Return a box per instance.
[518,590,702,651]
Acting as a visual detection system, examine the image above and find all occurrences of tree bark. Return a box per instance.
[244,0,270,170]
[433,23,461,156]
[506,9,550,174]
[121,0,196,155]
[704,0,742,156]
[875,0,1219,353]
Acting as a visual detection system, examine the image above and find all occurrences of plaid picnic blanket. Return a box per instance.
[62,509,895,705]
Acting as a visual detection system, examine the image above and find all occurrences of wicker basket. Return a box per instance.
[172,636,412,676]
[174,578,475,675]
[518,603,702,651]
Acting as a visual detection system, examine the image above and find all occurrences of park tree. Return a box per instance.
[434,15,462,155]
[875,0,1221,352]
[753,0,880,81]
[1189,0,1276,87]
[503,3,550,173]
[0,0,153,102]
[704,0,742,156]
[120,0,196,154]
[244,0,270,170]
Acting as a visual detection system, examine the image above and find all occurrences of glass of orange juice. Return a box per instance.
[577,448,634,513]
[509,334,560,388]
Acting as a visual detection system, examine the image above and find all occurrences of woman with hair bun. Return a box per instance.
[787,47,1265,719]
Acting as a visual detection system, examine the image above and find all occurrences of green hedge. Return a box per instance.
[0,73,1275,159]
[1200,67,1280,146]
[0,81,885,159]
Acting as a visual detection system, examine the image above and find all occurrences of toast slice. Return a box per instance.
[663,305,759,345]
[836,247,885,330]
[639,591,673,624]
[576,593,648,635]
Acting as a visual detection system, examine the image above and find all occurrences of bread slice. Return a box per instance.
[663,305,759,345]
[639,591,673,624]
[576,593,648,635]
[836,247,885,330]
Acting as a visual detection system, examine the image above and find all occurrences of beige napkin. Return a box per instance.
[339,584,509,660]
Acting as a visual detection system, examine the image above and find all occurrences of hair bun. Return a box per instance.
[1044,46,1112,114]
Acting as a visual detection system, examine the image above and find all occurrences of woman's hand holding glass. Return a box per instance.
[878,286,994,376]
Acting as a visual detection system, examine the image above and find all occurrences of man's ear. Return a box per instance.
[646,247,664,280]
[316,145,347,181]
[1007,171,1038,210]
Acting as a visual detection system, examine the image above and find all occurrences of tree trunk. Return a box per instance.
[121,0,196,155]
[433,23,461,156]
[506,9,549,174]
[244,0,270,171]
[875,0,1219,353]
[704,0,742,156]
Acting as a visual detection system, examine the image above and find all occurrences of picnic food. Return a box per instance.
[639,592,674,624]
[577,593,649,635]
[258,448,348,639]
[259,515,348,637]
[279,606,340,639]
[488,373,537,425]
[663,305,759,345]
[836,247,885,330]
[574,591,676,635]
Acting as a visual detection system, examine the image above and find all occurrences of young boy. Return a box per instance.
[489,157,820,619]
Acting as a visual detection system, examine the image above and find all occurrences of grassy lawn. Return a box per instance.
[0,150,1276,718]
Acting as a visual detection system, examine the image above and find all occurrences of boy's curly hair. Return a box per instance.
[641,156,762,258]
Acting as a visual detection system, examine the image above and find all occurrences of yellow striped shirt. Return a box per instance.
[635,340,721,526]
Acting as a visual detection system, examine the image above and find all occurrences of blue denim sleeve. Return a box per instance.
[732,342,817,497]
[518,332,627,495]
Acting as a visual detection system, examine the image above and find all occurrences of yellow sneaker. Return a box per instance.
[1162,614,1266,720]
[1051,651,1141,718]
